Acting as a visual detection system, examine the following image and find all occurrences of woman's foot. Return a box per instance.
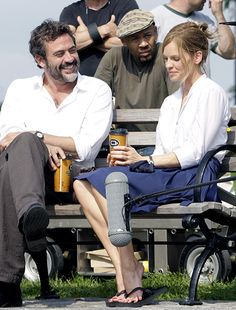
[107,260,144,305]
[122,260,144,303]
[106,287,168,307]
[106,267,126,303]
[107,289,127,303]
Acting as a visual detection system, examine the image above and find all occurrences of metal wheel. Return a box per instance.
[179,237,232,283]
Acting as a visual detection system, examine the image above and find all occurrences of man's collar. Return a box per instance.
[85,0,110,10]
[39,72,84,91]
[164,4,193,18]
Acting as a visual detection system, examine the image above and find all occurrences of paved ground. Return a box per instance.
[9,298,236,310]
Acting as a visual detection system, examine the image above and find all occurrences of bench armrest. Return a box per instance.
[194,144,236,202]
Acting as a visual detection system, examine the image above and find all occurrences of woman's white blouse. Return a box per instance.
[153,75,231,168]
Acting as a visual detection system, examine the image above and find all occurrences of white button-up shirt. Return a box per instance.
[153,75,231,168]
[0,73,113,168]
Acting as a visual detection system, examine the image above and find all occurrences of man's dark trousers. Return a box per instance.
[0,132,49,284]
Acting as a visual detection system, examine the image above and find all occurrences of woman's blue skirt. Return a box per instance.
[74,158,221,213]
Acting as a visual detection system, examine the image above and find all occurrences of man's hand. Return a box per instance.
[76,14,117,39]
[72,14,119,51]
[76,16,88,32]
[106,15,118,37]
[209,0,224,19]
[95,15,119,51]
[68,16,88,35]
[72,15,96,49]
[46,144,66,171]
[100,15,117,38]
[209,0,236,58]
[0,132,21,152]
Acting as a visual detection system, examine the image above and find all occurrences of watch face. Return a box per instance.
[36,131,43,139]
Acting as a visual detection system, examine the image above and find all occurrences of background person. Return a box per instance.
[73,22,230,306]
[151,0,236,59]
[95,9,178,132]
[0,19,112,307]
[59,0,139,76]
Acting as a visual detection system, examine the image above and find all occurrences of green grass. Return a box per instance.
[21,272,236,301]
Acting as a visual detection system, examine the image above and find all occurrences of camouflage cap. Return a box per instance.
[117,9,155,39]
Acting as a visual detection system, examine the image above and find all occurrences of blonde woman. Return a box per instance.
[73,22,231,307]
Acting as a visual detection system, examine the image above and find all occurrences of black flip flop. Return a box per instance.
[106,286,168,307]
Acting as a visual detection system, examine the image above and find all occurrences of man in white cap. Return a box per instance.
[95,9,178,133]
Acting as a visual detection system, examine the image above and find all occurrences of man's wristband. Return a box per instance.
[87,23,104,44]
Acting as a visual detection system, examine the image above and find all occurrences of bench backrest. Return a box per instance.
[112,108,158,146]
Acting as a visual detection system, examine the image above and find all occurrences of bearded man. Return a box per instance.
[0,19,112,306]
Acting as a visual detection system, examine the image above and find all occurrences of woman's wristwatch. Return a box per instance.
[147,155,155,165]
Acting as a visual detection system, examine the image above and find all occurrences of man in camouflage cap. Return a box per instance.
[95,9,177,134]
[117,9,155,39]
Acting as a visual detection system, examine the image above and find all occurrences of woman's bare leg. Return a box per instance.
[73,180,125,294]
[74,180,144,303]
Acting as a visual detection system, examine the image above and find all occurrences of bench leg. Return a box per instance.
[148,229,155,272]
[29,250,60,299]
[180,246,214,305]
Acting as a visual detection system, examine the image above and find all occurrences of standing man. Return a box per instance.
[59,0,139,76]
[151,0,236,59]
[95,9,178,132]
[0,20,112,307]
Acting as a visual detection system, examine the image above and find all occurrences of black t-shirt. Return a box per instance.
[59,0,139,76]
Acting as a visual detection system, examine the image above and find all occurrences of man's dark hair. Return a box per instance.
[29,19,76,59]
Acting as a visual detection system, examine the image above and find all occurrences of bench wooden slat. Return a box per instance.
[128,132,156,145]
[230,106,236,122]
[112,107,236,123]
[113,109,160,123]
[47,201,234,232]
[47,201,230,217]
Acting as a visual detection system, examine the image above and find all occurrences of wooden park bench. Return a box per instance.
[39,107,236,305]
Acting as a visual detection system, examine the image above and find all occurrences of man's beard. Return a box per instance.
[195,1,205,11]
[137,45,157,64]
[139,54,153,63]
[47,60,79,83]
